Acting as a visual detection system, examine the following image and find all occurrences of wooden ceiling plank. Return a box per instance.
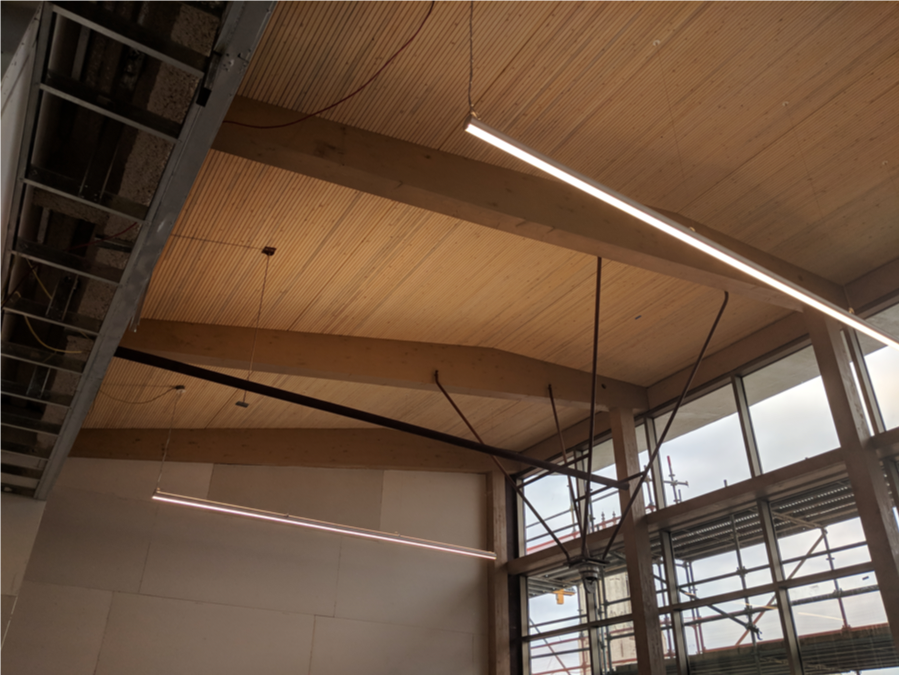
[213,96,846,309]
[119,319,648,412]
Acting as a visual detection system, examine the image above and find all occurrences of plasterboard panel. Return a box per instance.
[334,535,488,636]
[24,487,155,593]
[139,502,341,615]
[94,593,314,675]
[55,457,212,500]
[2,581,112,675]
[309,615,482,675]
[1,493,46,596]
[380,471,487,549]
[208,464,384,529]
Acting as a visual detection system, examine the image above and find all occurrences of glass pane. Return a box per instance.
[862,303,899,430]
[772,482,870,579]
[528,577,585,635]
[685,594,788,673]
[744,346,839,472]
[672,508,772,600]
[523,470,579,555]
[528,627,590,675]
[654,386,749,501]
[790,574,897,674]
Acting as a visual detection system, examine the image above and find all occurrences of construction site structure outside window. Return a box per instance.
[519,300,899,675]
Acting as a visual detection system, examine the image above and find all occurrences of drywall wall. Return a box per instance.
[1,457,488,674]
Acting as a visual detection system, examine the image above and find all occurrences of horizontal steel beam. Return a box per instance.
[51,2,207,78]
[1,340,86,373]
[1,472,39,489]
[0,380,73,408]
[114,346,625,489]
[3,294,103,334]
[41,70,181,142]
[0,411,61,436]
[1,449,48,470]
[14,239,123,284]
[24,165,149,222]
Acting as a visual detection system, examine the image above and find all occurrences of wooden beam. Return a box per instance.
[213,96,845,309]
[805,310,899,647]
[71,428,513,473]
[610,407,666,675]
[487,470,511,675]
[120,320,648,411]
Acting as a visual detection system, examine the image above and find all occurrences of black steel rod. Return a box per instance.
[115,347,624,488]
[599,291,729,563]
[548,384,583,535]
[435,372,572,565]
[582,257,602,554]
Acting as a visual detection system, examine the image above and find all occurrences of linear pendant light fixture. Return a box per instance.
[464,117,899,352]
[152,490,497,560]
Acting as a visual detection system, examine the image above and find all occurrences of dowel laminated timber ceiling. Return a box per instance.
[87,1,898,454]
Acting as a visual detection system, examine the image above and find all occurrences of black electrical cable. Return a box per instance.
[224,1,436,130]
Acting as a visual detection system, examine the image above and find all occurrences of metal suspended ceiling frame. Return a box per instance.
[1,1,275,499]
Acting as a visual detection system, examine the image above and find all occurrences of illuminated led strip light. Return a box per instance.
[153,490,497,560]
[465,117,899,352]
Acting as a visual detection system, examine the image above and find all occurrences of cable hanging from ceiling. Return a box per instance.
[156,384,185,492]
[223,1,436,130]
[236,246,276,408]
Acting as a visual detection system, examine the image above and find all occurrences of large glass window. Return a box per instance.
[772,481,870,580]
[744,346,840,472]
[860,304,899,430]
[790,574,896,673]
[522,465,580,555]
[684,594,787,672]
[654,386,749,501]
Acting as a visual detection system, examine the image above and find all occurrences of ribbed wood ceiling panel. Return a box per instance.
[235,1,897,281]
[142,150,786,384]
[93,2,897,447]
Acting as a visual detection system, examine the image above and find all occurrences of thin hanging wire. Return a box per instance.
[241,253,273,405]
[468,0,475,115]
[783,100,826,226]
[156,386,184,491]
[653,39,689,194]
[883,159,899,202]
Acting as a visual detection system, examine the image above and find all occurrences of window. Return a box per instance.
[744,346,839,472]
[654,386,749,500]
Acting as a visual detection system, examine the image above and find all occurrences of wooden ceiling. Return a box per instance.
[84,1,899,452]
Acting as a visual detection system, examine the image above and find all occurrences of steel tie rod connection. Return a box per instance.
[114,347,625,489]
[599,291,730,563]
[435,371,573,565]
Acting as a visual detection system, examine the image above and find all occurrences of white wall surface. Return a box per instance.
[1,458,488,675]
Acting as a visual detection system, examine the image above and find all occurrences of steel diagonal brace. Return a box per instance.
[114,347,625,488]
[599,291,730,563]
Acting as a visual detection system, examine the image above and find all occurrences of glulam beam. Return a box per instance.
[213,96,845,309]
[119,320,648,411]
[71,428,511,473]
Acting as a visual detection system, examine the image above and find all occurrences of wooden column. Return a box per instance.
[487,469,511,675]
[805,311,899,646]
[610,407,666,675]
